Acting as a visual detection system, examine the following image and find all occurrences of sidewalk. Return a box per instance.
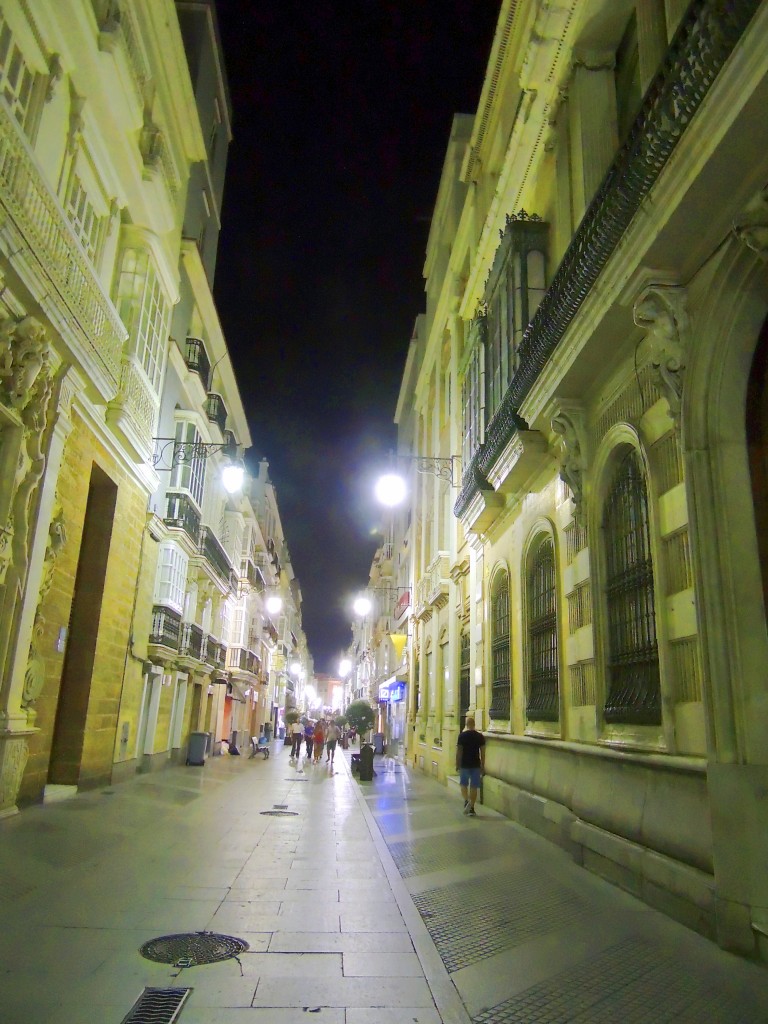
[0,742,764,1023]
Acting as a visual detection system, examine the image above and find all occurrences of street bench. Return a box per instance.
[249,737,270,759]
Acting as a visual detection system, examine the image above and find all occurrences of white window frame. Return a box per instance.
[116,246,170,392]
[154,542,188,612]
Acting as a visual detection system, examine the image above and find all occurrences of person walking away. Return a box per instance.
[304,720,315,760]
[312,720,325,764]
[325,720,340,764]
[289,719,303,758]
[456,716,485,816]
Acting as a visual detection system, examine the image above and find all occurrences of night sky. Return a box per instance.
[214,2,499,672]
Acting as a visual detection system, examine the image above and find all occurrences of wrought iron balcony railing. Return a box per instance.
[184,337,211,389]
[180,622,204,661]
[164,491,201,545]
[149,605,181,650]
[205,392,228,433]
[455,0,761,519]
[226,646,261,674]
[202,635,226,669]
[200,526,235,589]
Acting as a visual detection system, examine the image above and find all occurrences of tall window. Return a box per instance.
[459,629,470,729]
[602,449,661,724]
[489,570,511,720]
[525,539,559,721]
[461,320,485,467]
[170,421,206,507]
[65,174,104,265]
[483,216,548,423]
[155,543,188,612]
[116,247,170,391]
[0,17,36,133]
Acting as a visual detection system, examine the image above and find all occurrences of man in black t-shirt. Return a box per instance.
[456,716,485,817]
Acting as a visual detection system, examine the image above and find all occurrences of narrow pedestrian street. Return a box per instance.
[1,744,767,1024]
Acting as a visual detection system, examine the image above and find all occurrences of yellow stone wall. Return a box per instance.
[20,412,154,801]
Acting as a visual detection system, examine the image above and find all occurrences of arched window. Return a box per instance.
[525,538,559,721]
[602,448,660,723]
[489,570,511,720]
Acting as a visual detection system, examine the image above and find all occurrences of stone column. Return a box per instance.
[568,57,618,226]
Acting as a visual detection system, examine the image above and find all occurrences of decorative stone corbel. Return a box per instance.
[45,54,63,103]
[633,284,689,422]
[733,186,768,260]
[550,404,587,524]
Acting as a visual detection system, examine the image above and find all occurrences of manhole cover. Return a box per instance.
[260,810,298,816]
[139,931,248,966]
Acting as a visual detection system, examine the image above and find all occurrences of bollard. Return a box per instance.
[358,742,374,781]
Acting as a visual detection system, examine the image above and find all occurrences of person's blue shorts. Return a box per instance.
[459,767,482,788]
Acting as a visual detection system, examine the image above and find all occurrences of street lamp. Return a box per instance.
[152,433,245,493]
[373,453,460,507]
[265,594,283,615]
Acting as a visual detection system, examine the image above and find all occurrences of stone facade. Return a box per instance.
[395,0,768,961]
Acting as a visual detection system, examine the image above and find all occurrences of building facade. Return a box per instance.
[398,0,768,960]
[0,0,307,810]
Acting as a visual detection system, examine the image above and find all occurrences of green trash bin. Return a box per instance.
[187,731,208,766]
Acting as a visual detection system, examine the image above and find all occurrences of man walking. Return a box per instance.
[325,720,340,765]
[289,719,303,758]
[456,716,485,816]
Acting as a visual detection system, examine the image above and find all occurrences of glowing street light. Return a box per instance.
[353,595,372,617]
[265,594,283,615]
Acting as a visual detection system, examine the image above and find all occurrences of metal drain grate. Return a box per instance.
[472,938,768,1023]
[260,810,298,816]
[388,830,511,877]
[139,931,248,967]
[273,804,289,809]
[121,987,191,1023]
[285,777,309,781]
[412,870,593,972]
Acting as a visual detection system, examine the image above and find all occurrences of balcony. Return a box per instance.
[164,491,201,545]
[226,646,261,675]
[180,622,204,661]
[240,558,265,592]
[185,337,211,389]
[205,392,228,433]
[0,103,124,399]
[416,552,451,615]
[202,635,226,670]
[263,621,279,646]
[149,605,181,651]
[200,526,235,589]
[455,0,760,521]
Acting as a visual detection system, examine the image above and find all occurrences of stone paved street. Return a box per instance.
[1,744,767,1023]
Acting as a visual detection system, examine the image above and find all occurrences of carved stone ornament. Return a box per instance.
[733,187,768,260]
[23,504,67,716]
[633,284,689,421]
[551,408,586,524]
[0,315,51,411]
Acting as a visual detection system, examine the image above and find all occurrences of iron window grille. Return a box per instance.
[525,539,559,721]
[602,449,661,724]
[489,572,511,720]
